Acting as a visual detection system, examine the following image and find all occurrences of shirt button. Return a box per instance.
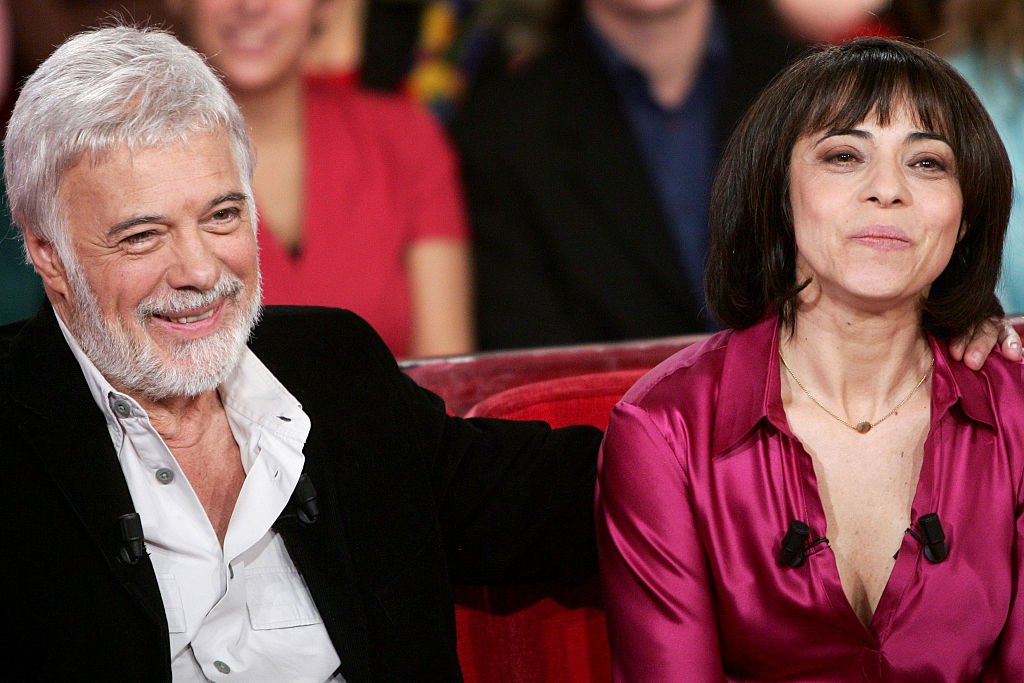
[109,396,132,418]
[155,468,175,484]
[214,660,231,674]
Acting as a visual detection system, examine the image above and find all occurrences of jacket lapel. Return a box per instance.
[8,307,167,631]
[252,319,373,681]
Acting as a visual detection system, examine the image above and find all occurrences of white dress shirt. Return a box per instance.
[57,311,344,682]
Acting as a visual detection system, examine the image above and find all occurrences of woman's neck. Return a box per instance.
[231,73,304,139]
[779,301,933,424]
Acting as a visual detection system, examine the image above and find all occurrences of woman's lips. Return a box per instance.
[851,225,911,250]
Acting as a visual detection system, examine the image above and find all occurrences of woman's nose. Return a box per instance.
[862,158,909,208]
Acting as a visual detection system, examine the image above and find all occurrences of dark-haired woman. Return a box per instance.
[596,37,1024,681]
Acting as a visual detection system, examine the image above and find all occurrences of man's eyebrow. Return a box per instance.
[107,215,163,240]
[105,192,249,240]
[210,192,249,207]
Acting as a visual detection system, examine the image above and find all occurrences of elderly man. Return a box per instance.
[0,26,599,680]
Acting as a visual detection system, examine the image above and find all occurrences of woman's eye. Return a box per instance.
[914,157,947,171]
[827,152,857,164]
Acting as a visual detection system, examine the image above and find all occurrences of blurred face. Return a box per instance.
[584,0,705,22]
[168,0,324,93]
[772,0,888,42]
[788,106,964,315]
[51,131,261,400]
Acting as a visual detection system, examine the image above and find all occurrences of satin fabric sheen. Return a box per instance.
[596,315,1024,681]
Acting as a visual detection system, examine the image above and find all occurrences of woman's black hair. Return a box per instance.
[705,36,1012,338]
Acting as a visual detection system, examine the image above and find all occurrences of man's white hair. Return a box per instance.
[4,25,256,263]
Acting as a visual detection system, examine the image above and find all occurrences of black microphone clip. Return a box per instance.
[909,512,949,563]
[291,473,320,526]
[119,512,146,565]
[779,520,828,568]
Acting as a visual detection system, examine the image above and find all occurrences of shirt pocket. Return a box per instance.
[155,572,187,634]
[245,566,325,630]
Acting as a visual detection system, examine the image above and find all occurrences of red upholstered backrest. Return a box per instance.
[455,370,649,683]
[464,369,647,429]
[401,339,701,683]
[401,334,704,415]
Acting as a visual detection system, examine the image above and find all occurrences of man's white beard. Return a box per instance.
[64,265,262,401]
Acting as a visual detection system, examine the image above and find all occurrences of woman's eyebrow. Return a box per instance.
[906,131,949,144]
[815,128,871,144]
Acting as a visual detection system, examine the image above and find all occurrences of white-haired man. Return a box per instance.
[0,26,600,680]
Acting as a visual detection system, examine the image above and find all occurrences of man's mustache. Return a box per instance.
[135,274,245,321]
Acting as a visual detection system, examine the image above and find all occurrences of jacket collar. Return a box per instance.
[7,306,169,634]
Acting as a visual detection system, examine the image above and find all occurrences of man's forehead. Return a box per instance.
[58,131,247,227]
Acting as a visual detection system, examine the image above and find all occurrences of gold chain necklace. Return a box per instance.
[778,350,934,434]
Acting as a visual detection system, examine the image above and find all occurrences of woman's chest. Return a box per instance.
[687,420,1015,680]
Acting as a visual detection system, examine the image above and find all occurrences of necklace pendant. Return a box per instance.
[855,421,872,434]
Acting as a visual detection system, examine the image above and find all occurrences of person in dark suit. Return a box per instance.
[454,0,796,350]
[0,25,599,681]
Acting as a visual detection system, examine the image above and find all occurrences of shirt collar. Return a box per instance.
[710,313,998,458]
[54,305,311,457]
[711,314,781,457]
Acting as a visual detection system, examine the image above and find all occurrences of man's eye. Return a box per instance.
[122,230,156,244]
[212,207,240,221]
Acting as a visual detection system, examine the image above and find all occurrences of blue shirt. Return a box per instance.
[589,13,727,329]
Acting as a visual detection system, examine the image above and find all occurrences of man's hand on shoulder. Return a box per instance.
[949,318,1023,370]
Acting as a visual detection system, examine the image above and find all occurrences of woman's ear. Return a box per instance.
[22,229,70,300]
[958,220,968,243]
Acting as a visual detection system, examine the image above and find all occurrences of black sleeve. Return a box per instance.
[255,307,601,583]
[357,310,603,583]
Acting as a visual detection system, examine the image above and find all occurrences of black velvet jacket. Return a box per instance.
[0,306,601,681]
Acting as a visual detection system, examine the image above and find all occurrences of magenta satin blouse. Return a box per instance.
[596,315,1024,682]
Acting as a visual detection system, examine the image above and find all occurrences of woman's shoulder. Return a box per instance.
[934,338,1024,442]
[306,75,441,133]
[621,328,737,412]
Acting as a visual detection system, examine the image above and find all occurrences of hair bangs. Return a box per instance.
[797,51,956,148]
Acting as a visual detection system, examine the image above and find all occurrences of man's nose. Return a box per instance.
[166,226,220,291]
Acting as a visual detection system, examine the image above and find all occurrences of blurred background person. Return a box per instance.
[453,0,796,350]
[165,0,474,358]
[940,0,1024,316]
[770,0,893,42]
[306,0,562,123]
[0,0,44,325]
[7,0,168,92]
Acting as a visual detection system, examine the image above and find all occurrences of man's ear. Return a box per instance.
[22,229,70,299]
